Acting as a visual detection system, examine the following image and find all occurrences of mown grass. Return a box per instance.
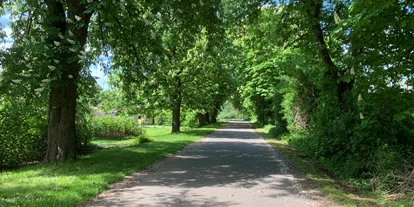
[256,128,411,207]
[0,122,221,207]
[91,138,137,148]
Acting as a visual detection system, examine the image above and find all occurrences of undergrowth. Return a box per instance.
[257,127,413,207]
[91,116,144,139]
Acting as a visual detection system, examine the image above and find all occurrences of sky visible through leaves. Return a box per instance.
[0,10,109,89]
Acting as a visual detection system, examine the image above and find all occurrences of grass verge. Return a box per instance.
[0,122,222,207]
[256,128,411,207]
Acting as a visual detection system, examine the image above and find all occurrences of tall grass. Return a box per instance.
[91,116,144,138]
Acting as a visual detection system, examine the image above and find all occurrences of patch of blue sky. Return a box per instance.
[91,55,112,90]
[0,10,12,44]
[0,14,7,25]
[91,63,110,90]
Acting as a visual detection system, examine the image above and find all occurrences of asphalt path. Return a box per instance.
[86,121,333,207]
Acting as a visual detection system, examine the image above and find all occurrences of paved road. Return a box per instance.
[87,121,332,207]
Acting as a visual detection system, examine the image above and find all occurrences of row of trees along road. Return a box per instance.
[0,0,413,197]
[233,0,414,191]
[0,0,249,165]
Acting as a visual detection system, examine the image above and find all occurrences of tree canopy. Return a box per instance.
[1,0,413,200]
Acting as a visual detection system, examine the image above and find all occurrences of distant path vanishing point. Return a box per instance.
[86,120,334,207]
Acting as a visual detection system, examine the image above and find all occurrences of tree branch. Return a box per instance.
[110,13,140,64]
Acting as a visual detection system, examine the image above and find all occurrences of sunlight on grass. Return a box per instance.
[91,138,136,148]
[0,123,222,207]
[144,127,171,138]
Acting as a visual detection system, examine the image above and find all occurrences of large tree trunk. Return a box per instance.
[171,102,181,133]
[211,108,218,124]
[46,80,77,162]
[198,113,206,126]
[171,74,182,133]
[44,0,92,162]
[205,112,210,124]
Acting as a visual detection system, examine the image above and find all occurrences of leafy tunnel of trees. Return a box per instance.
[0,0,413,198]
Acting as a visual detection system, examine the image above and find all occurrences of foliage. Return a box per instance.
[88,0,228,133]
[136,133,154,144]
[96,89,127,115]
[1,0,413,203]
[281,0,414,181]
[91,116,144,139]
[181,110,200,128]
[218,101,249,120]
[0,79,98,170]
[234,6,317,132]
[0,0,103,162]
[258,127,411,207]
[0,101,47,170]
[76,79,101,154]
[153,110,172,125]
[268,126,287,139]
[233,1,414,201]
[259,124,287,140]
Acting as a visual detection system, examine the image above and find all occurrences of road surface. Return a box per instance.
[86,121,333,207]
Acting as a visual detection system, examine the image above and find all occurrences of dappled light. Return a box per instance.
[0,125,218,206]
[1,0,413,206]
[88,121,326,206]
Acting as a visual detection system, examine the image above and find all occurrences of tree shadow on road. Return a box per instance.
[85,121,330,206]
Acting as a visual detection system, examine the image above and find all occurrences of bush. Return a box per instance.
[269,126,287,139]
[252,121,264,128]
[0,102,47,170]
[154,110,171,125]
[182,110,199,128]
[135,133,154,144]
[91,116,144,139]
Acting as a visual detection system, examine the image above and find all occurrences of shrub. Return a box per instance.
[91,116,144,139]
[0,97,97,170]
[252,121,264,128]
[153,110,171,125]
[182,110,199,128]
[263,124,274,131]
[0,101,47,170]
[269,126,287,139]
[135,133,154,144]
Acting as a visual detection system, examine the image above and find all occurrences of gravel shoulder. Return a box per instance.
[83,121,335,207]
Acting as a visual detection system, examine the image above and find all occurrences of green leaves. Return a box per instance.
[231,0,414,184]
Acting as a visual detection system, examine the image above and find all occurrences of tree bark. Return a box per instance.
[171,74,182,133]
[198,113,206,126]
[205,112,210,124]
[171,102,181,133]
[46,80,77,162]
[211,108,218,123]
[44,0,92,162]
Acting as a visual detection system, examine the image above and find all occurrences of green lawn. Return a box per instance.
[91,138,137,148]
[0,123,221,207]
[257,128,411,207]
